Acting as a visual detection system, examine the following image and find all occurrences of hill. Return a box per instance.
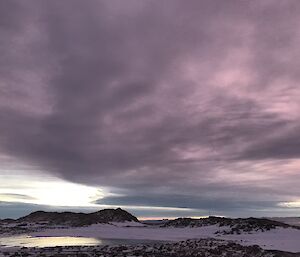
[162,216,293,234]
[17,208,139,226]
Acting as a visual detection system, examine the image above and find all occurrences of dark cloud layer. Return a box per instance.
[1,0,300,217]
[96,194,279,212]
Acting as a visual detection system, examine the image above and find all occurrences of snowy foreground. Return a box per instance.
[1,221,300,256]
[0,238,297,257]
[27,223,300,252]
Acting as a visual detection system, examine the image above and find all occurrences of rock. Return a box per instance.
[17,208,139,226]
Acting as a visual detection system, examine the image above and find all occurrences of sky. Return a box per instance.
[1,0,300,219]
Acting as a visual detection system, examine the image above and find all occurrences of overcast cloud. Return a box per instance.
[1,0,300,218]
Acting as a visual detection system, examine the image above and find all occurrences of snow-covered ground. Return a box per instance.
[222,227,300,253]
[30,223,221,241]
[270,217,300,227]
[1,222,300,253]
[22,223,300,253]
[0,238,283,257]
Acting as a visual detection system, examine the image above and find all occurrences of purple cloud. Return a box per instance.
[1,0,300,217]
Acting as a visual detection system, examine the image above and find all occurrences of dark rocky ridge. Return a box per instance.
[0,218,14,224]
[163,216,295,234]
[17,208,139,226]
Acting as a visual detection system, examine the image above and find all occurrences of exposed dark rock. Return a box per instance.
[162,216,294,234]
[2,238,300,257]
[17,208,139,226]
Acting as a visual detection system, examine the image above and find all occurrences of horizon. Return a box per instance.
[1,0,300,220]
[1,206,299,221]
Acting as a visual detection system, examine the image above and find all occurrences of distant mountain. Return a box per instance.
[17,208,139,226]
[162,216,293,234]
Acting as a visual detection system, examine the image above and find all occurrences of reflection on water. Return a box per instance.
[0,235,164,248]
[0,236,101,248]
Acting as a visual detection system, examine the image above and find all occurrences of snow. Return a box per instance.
[219,227,300,253]
[2,222,300,252]
[109,221,146,227]
[27,224,300,252]
[0,238,280,257]
[30,224,222,241]
[270,217,300,227]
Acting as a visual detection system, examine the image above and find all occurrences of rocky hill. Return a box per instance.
[17,208,139,226]
[163,216,293,234]
[0,218,14,224]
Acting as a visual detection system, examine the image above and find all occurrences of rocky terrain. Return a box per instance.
[1,238,299,257]
[18,208,139,226]
[163,216,294,234]
[0,208,139,235]
[2,211,300,256]
[1,208,138,229]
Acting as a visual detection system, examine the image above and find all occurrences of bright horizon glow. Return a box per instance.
[0,173,104,207]
[28,181,103,207]
[0,172,198,213]
[278,201,300,208]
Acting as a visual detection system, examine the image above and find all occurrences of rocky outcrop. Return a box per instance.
[17,208,139,226]
[163,216,293,234]
[2,238,300,257]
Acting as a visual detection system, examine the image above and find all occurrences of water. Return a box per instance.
[0,235,165,248]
